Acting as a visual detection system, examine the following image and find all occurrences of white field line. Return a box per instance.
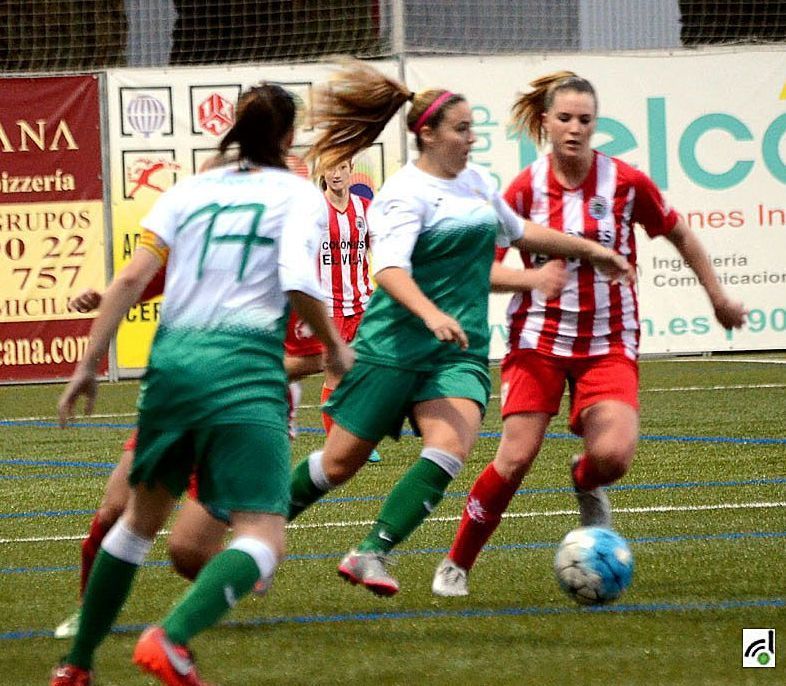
[2,412,137,422]
[639,383,785,392]
[2,500,784,545]
[659,358,786,365]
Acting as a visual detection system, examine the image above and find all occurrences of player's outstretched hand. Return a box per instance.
[533,260,569,300]
[713,297,746,330]
[57,366,98,428]
[589,247,636,285]
[324,340,355,379]
[68,288,102,314]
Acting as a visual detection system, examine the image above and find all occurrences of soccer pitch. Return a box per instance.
[1,354,784,685]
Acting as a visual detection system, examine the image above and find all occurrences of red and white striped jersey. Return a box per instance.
[502,150,678,360]
[320,192,373,317]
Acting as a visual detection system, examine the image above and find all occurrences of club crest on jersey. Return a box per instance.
[355,216,366,232]
[588,195,609,220]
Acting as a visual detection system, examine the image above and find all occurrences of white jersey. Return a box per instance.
[137,164,326,428]
[142,165,326,335]
[355,161,524,368]
[368,161,523,276]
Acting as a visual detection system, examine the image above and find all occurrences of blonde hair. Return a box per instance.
[511,71,597,146]
[307,60,465,171]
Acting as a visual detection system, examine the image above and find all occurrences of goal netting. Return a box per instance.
[2,1,785,72]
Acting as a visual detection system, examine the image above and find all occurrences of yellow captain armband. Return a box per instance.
[138,229,170,265]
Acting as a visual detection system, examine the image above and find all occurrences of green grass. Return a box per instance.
[1,354,785,685]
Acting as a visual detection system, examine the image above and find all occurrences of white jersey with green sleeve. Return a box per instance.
[353,161,524,370]
[136,165,326,429]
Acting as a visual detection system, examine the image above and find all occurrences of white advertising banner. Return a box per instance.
[406,52,786,358]
[105,61,401,373]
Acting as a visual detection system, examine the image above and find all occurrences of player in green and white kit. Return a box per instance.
[50,84,353,686]
[288,62,633,597]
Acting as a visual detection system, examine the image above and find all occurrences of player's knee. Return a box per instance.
[323,451,366,485]
[588,444,634,481]
[495,448,538,481]
[168,537,209,581]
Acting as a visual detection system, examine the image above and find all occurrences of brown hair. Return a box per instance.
[511,71,597,146]
[307,60,465,171]
[218,83,296,168]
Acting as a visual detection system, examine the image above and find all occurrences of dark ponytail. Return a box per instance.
[219,83,296,168]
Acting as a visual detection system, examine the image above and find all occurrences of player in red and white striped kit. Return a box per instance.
[432,71,746,597]
[286,159,381,460]
[318,161,374,428]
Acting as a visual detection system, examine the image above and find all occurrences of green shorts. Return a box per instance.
[130,422,291,518]
[324,359,491,443]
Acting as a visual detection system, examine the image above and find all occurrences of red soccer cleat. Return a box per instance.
[49,663,92,686]
[133,626,212,686]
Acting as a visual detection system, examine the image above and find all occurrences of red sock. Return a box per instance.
[321,385,333,434]
[448,462,520,572]
[572,453,607,491]
[80,513,111,597]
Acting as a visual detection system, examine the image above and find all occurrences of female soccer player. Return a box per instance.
[285,158,382,458]
[318,161,374,432]
[50,83,353,686]
[53,278,328,638]
[54,155,384,640]
[431,71,746,597]
[286,61,633,597]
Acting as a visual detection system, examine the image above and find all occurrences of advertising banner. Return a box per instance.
[0,75,107,382]
[106,61,400,375]
[407,53,786,358]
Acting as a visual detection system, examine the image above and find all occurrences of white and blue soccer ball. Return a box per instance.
[554,526,634,605]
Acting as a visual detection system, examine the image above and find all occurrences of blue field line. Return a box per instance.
[1,560,170,575]
[3,530,785,575]
[1,597,784,641]
[2,475,785,519]
[0,508,102,520]
[0,503,184,520]
[0,473,111,481]
[2,418,785,445]
[0,458,117,470]
[0,419,136,429]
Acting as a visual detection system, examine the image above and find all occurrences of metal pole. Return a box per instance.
[391,0,408,167]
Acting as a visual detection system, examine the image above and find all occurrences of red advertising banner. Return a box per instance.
[0,75,107,382]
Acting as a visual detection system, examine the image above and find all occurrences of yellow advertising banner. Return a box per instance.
[0,201,105,322]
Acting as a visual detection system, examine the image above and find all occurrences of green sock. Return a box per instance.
[68,549,139,669]
[289,456,327,520]
[162,548,259,645]
[358,457,453,554]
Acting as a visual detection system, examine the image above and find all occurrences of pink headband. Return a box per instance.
[409,91,457,134]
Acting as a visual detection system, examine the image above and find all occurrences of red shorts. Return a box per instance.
[284,312,324,357]
[186,472,198,500]
[283,311,363,357]
[500,349,639,435]
[122,430,138,452]
[334,313,362,343]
